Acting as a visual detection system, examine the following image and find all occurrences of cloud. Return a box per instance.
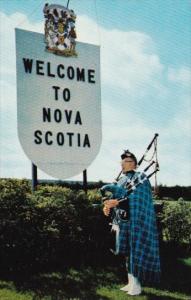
[77,15,164,92]
[168,66,191,87]
[0,12,43,79]
[0,11,190,185]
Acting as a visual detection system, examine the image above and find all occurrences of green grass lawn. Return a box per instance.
[0,281,33,300]
[0,281,190,300]
[0,262,191,300]
[0,247,191,300]
[0,270,190,300]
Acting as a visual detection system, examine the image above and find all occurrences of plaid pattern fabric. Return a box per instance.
[114,171,161,283]
[116,219,130,255]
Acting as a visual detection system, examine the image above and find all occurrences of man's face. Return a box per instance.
[121,157,136,173]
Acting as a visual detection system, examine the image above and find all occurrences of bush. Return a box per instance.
[0,180,109,271]
[161,200,191,245]
[0,178,31,203]
[2,179,190,272]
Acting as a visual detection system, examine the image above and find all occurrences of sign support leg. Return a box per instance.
[32,163,38,192]
[83,169,87,192]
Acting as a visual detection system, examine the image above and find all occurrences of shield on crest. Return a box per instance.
[43,3,77,56]
[15,28,102,179]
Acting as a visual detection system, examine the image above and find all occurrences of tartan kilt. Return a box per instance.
[116,219,130,255]
[112,172,161,283]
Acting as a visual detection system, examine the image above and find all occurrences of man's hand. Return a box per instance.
[104,199,119,208]
[103,205,110,216]
[103,199,119,217]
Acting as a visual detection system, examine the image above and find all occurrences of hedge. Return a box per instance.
[161,199,191,245]
[0,179,191,272]
[0,179,110,271]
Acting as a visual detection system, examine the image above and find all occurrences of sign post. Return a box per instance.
[83,169,87,192]
[32,163,38,192]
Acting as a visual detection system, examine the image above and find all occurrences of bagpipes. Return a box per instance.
[100,133,159,222]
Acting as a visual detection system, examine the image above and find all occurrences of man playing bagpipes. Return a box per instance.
[101,138,161,296]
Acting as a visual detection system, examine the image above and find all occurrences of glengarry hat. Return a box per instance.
[121,150,137,165]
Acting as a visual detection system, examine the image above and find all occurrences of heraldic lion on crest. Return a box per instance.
[43,3,77,57]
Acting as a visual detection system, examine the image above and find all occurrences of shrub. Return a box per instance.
[2,179,190,271]
[0,180,109,271]
[161,200,191,245]
[0,178,30,203]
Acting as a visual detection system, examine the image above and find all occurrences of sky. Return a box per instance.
[0,0,191,186]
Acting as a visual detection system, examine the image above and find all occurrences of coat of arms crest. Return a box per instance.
[43,3,77,56]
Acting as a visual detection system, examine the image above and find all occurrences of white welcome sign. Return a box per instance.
[15,28,102,179]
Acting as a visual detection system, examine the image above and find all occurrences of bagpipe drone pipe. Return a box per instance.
[100,161,159,222]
